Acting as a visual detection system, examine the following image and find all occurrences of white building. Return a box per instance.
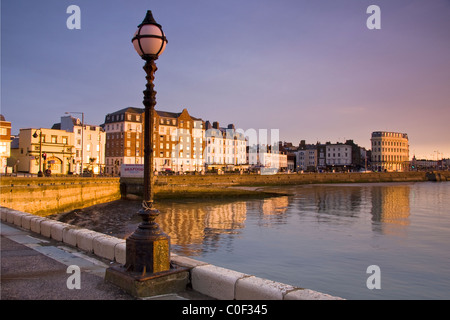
[326,143,352,169]
[248,145,287,171]
[205,122,247,171]
[54,116,106,174]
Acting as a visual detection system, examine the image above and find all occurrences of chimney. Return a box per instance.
[213,121,219,129]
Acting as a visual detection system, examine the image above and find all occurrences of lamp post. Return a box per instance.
[126,10,170,275]
[32,129,43,177]
[106,10,189,297]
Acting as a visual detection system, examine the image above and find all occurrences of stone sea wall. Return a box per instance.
[121,171,449,199]
[0,177,121,216]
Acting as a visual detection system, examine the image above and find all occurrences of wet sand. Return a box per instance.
[48,199,143,238]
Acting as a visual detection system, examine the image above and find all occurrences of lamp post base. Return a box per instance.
[105,264,190,298]
[104,205,189,298]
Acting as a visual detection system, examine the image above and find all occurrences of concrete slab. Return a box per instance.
[235,276,296,300]
[190,264,249,300]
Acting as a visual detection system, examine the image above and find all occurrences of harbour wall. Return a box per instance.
[0,177,121,216]
[121,171,449,199]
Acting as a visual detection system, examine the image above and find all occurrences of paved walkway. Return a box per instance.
[0,221,208,300]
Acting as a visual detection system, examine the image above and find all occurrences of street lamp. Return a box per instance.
[106,10,188,298]
[32,129,43,177]
[126,10,170,275]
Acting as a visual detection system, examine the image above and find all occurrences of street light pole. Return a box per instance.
[105,11,189,297]
[125,10,170,275]
[33,129,43,177]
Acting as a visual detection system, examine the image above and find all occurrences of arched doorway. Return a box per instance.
[47,157,62,174]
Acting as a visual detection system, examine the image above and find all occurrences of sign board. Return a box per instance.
[121,164,144,178]
[260,167,278,175]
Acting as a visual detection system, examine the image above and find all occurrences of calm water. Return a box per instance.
[55,181,450,299]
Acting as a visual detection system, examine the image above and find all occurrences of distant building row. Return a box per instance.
[103,107,250,175]
[281,131,410,172]
[4,106,446,175]
[9,116,105,175]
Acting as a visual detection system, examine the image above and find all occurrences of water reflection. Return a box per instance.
[154,197,290,255]
[53,184,412,255]
[247,196,290,227]
[141,185,411,255]
[156,201,247,256]
[288,184,410,235]
[370,185,410,235]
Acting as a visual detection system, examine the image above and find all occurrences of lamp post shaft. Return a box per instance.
[142,58,157,206]
[38,131,43,177]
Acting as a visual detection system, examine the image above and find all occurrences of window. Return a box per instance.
[62,137,68,144]
[51,136,57,143]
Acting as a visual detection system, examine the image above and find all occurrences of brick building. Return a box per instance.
[103,107,205,175]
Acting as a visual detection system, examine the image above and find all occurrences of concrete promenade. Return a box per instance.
[1,207,342,300]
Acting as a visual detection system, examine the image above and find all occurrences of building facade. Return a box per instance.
[103,107,206,175]
[326,143,352,171]
[371,131,409,172]
[15,128,75,175]
[155,108,205,173]
[295,141,318,172]
[248,145,288,171]
[54,116,106,174]
[0,115,11,173]
[104,107,144,175]
[205,121,247,172]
